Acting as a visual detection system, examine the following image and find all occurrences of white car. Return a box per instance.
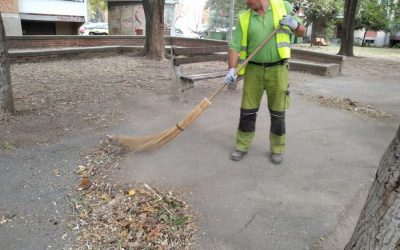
[79,23,109,35]
[174,28,200,38]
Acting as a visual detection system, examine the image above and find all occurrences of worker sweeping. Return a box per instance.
[225,0,305,164]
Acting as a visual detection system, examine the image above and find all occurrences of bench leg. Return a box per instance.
[170,63,185,100]
[181,80,195,91]
[171,63,195,93]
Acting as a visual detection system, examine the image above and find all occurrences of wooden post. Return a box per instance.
[0,13,15,115]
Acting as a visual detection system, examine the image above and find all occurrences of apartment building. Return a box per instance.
[0,0,88,35]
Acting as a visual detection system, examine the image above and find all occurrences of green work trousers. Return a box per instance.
[235,63,290,154]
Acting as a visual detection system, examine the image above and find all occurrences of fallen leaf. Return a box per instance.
[174,216,189,226]
[79,213,89,220]
[119,229,128,238]
[136,228,144,240]
[100,193,110,201]
[76,165,87,173]
[128,190,136,197]
[77,176,91,191]
[147,224,164,240]
[159,214,169,223]
[109,194,123,207]
[0,216,11,225]
[52,169,61,176]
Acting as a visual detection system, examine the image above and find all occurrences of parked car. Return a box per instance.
[174,27,200,38]
[79,23,93,35]
[79,22,108,35]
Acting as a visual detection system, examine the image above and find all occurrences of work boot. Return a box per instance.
[230,150,247,161]
[270,153,283,165]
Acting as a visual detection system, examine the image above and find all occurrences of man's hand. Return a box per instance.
[224,68,237,85]
[279,15,299,31]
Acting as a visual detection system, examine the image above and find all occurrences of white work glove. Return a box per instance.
[224,68,237,85]
[279,15,299,30]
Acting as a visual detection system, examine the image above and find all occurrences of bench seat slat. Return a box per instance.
[174,54,228,66]
[180,71,226,82]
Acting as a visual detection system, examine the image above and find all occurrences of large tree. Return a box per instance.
[205,0,247,30]
[0,13,14,114]
[88,0,107,22]
[338,0,359,56]
[383,0,400,47]
[302,0,341,42]
[142,0,165,60]
[389,0,400,34]
[358,0,389,46]
[345,125,400,249]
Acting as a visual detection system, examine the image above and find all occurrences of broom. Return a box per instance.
[113,25,283,152]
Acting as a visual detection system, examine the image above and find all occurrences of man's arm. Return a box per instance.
[228,49,240,69]
[283,1,305,37]
[228,12,243,70]
[225,20,242,85]
[293,23,305,37]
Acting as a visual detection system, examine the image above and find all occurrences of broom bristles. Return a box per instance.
[113,98,211,152]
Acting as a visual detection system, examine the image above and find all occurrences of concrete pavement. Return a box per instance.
[110,84,398,249]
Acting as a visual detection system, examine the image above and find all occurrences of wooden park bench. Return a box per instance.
[170,45,345,92]
[170,45,229,91]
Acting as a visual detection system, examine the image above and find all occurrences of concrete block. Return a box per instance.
[289,60,341,77]
[1,13,22,36]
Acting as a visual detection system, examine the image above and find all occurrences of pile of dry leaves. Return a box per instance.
[303,95,392,119]
[66,140,195,249]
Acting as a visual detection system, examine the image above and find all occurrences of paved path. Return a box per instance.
[290,72,400,121]
[110,86,398,249]
[1,68,398,249]
[0,134,101,250]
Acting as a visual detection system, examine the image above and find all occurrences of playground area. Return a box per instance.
[0,46,399,249]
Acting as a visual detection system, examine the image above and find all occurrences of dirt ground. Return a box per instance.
[0,48,399,249]
[0,56,227,250]
[0,57,226,150]
[2,49,399,150]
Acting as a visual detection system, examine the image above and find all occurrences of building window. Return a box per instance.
[365,39,375,45]
[22,21,56,35]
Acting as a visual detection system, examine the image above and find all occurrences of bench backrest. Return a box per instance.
[171,46,345,72]
[171,46,228,66]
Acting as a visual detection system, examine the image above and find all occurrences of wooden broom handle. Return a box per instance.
[208,25,283,101]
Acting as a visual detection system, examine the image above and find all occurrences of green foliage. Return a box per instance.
[387,0,400,33]
[88,0,107,22]
[300,0,341,38]
[302,0,341,27]
[355,0,399,34]
[205,0,247,29]
[358,0,389,32]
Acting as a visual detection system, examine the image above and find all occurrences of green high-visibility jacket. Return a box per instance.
[237,0,292,75]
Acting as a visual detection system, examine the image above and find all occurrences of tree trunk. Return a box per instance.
[311,21,317,45]
[143,0,165,60]
[361,29,368,47]
[311,21,325,47]
[345,125,400,249]
[338,0,359,56]
[0,13,14,114]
